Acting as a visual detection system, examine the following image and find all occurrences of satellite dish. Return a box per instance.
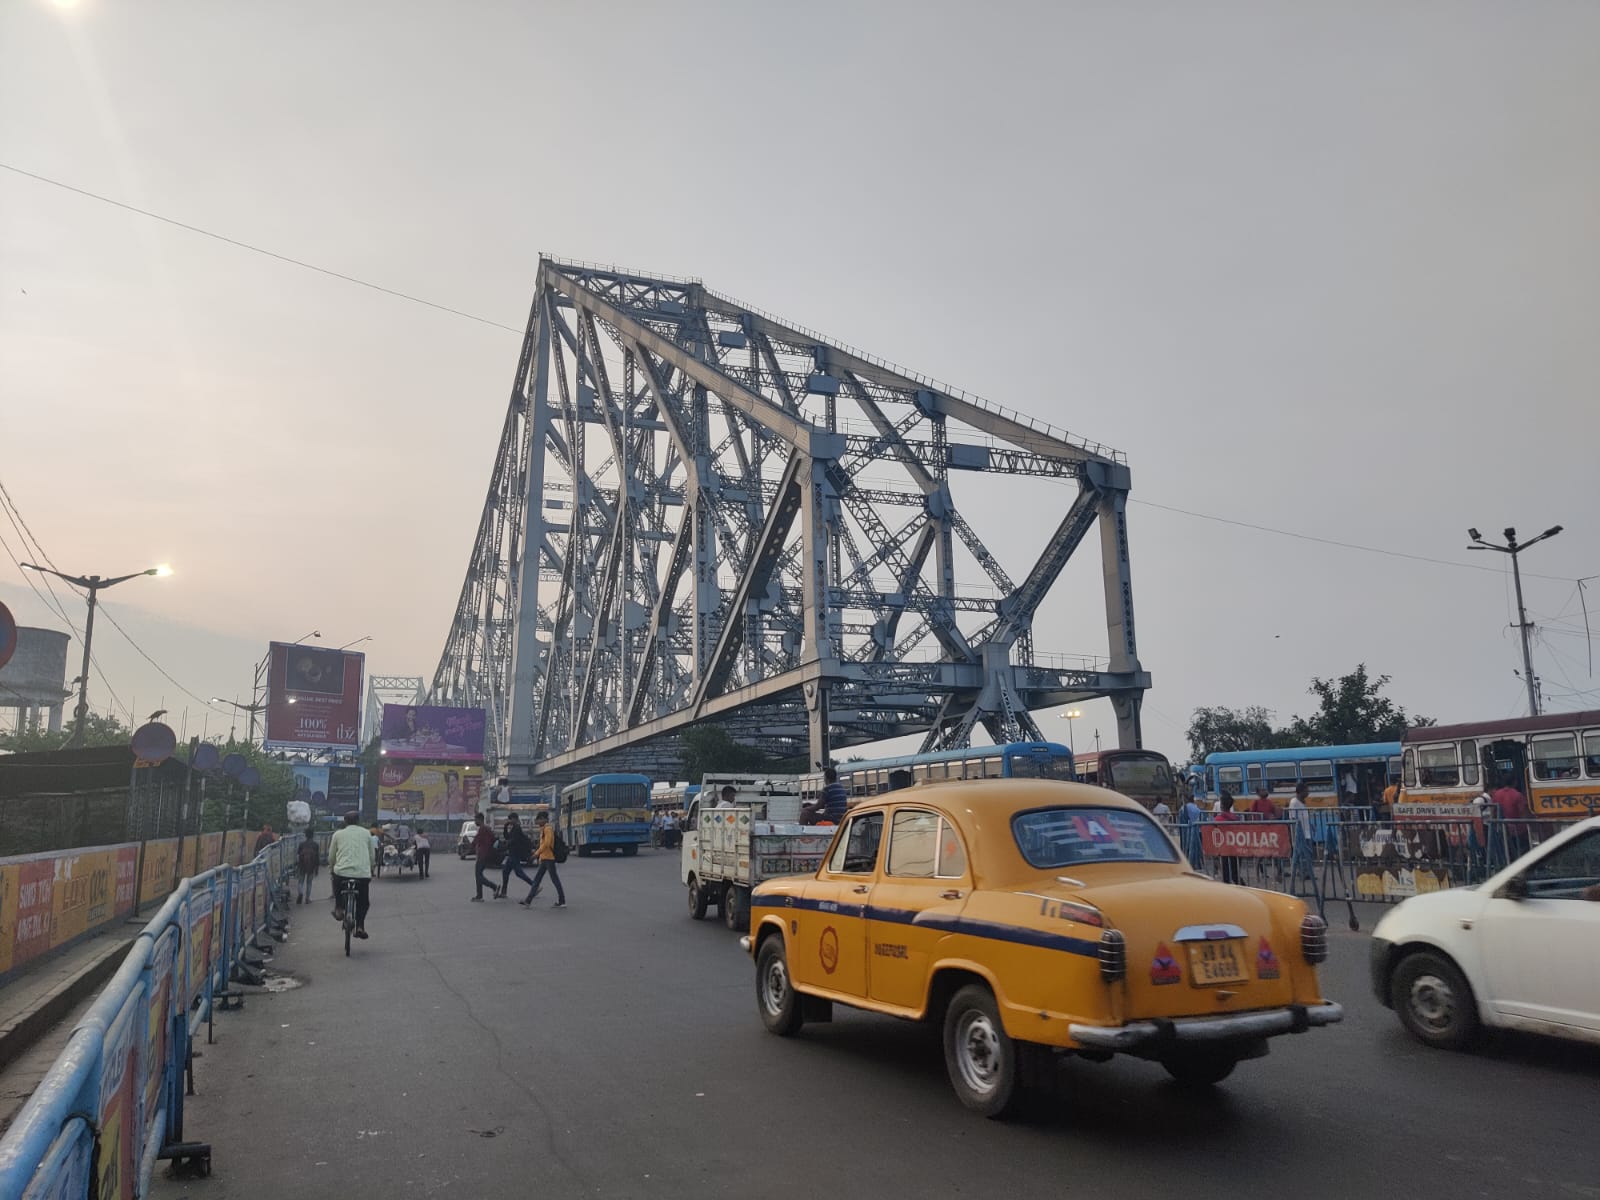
[0,601,16,671]
[130,721,177,765]
[193,743,221,771]
[239,766,261,788]
[222,753,247,779]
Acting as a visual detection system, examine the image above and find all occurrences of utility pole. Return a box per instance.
[20,563,173,745]
[1467,525,1562,717]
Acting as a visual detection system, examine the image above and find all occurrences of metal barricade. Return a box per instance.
[0,840,297,1197]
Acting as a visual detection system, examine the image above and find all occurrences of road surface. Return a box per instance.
[151,851,1600,1199]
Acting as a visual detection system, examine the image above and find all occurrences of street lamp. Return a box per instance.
[336,635,372,651]
[1059,708,1083,755]
[20,562,172,746]
[1467,524,1563,717]
[211,696,266,743]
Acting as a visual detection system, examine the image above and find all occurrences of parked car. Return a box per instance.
[1370,814,1600,1050]
[457,821,479,860]
[741,778,1342,1116]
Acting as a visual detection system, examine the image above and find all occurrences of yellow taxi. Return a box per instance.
[740,778,1342,1116]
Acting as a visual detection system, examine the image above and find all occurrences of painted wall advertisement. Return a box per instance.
[376,762,482,820]
[138,838,181,908]
[263,642,364,752]
[0,847,140,983]
[380,704,487,763]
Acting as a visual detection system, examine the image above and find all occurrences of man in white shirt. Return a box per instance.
[1288,783,1314,877]
[328,812,374,939]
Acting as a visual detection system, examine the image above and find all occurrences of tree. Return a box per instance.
[1185,705,1287,761]
[1286,664,1433,746]
[680,725,777,784]
[0,711,131,754]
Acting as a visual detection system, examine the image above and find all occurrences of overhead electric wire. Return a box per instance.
[0,161,522,334]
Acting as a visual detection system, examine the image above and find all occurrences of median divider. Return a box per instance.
[0,837,297,1197]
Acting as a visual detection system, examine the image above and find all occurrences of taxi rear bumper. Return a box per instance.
[1068,1002,1344,1051]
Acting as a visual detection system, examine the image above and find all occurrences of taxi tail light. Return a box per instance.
[1300,914,1328,964]
[1098,929,1127,982]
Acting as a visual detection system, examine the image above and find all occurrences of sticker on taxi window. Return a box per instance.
[1150,942,1181,985]
[1256,937,1280,980]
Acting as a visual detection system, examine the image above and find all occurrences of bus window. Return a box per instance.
[1218,766,1243,794]
[1585,731,1600,778]
[1300,760,1334,794]
[1246,764,1263,794]
[1531,733,1580,781]
[1458,740,1480,787]
[1403,749,1417,789]
[1265,762,1298,793]
[1417,744,1459,788]
[1387,756,1402,784]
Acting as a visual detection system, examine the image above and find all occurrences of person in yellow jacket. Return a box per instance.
[518,812,567,909]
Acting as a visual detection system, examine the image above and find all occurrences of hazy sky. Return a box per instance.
[2,0,1596,759]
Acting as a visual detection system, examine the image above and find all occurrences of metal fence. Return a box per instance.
[1166,811,1587,921]
[0,838,297,1197]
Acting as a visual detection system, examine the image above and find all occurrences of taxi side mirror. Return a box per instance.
[1501,875,1528,902]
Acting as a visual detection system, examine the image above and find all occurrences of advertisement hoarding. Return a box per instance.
[379,704,487,762]
[263,643,364,752]
[288,764,363,821]
[376,762,482,821]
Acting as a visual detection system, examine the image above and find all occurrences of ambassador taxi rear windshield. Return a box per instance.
[1012,807,1179,869]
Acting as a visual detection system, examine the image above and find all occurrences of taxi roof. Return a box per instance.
[846,778,1156,885]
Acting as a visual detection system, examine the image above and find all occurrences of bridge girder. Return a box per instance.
[429,258,1149,781]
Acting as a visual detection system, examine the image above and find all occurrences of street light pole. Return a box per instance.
[1059,708,1082,756]
[1467,525,1562,717]
[20,563,172,746]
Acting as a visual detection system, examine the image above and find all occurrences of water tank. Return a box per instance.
[0,627,70,705]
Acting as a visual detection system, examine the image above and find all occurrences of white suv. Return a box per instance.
[457,821,479,859]
[1370,815,1600,1049]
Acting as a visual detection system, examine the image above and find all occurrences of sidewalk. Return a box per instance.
[0,929,140,1136]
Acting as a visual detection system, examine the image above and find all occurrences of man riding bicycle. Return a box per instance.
[328,810,373,940]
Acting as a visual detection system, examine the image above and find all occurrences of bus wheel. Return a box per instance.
[622,844,639,857]
[688,876,709,920]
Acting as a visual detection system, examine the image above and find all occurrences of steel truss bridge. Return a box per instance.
[430,259,1149,785]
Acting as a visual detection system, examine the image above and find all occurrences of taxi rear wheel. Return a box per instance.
[1161,1050,1239,1088]
[756,936,803,1036]
[943,985,1022,1118]
[1392,950,1479,1050]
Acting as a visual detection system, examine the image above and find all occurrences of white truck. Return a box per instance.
[681,774,837,932]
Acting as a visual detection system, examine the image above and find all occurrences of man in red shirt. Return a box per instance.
[1489,777,1529,865]
[470,812,500,902]
[1252,786,1278,820]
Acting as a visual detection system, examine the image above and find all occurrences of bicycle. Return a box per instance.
[337,877,359,957]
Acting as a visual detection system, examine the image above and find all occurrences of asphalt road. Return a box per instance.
[151,851,1600,1200]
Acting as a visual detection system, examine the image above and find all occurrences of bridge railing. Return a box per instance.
[0,838,297,1198]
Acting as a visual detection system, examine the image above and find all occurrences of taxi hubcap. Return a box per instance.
[955,1010,1001,1094]
[762,957,789,1013]
[1408,973,1455,1030]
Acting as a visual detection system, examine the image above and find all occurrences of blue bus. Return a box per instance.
[799,741,1076,807]
[1197,743,1400,812]
[559,773,653,857]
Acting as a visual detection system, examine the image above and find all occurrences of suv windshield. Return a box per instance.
[1012,807,1179,869]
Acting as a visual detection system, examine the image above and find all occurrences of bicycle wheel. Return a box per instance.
[343,888,354,956]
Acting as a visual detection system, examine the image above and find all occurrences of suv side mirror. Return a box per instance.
[1501,875,1529,901]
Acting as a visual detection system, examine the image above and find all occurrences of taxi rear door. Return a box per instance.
[790,809,882,999]
[867,807,970,1012]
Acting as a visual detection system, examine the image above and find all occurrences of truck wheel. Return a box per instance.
[1161,1050,1240,1088]
[723,886,748,932]
[943,984,1023,1118]
[1392,950,1480,1050]
[756,936,803,1036]
[623,844,638,858]
[688,877,709,920]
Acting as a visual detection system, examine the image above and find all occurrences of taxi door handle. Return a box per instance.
[851,885,870,894]
[941,889,964,900]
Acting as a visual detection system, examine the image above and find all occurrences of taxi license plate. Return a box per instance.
[1187,940,1247,986]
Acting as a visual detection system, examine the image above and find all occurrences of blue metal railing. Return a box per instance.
[0,839,295,1198]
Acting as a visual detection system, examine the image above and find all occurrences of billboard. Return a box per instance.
[288,763,363,821]
[376,762,482,821]
[263,643,364,752]
[379,704,487,763]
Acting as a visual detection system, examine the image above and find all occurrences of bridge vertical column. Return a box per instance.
[801,453,840,768]
[506,290,553,770]
[1094,467,1144,750]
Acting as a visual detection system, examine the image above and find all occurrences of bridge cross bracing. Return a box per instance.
[429,258,1150,785]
